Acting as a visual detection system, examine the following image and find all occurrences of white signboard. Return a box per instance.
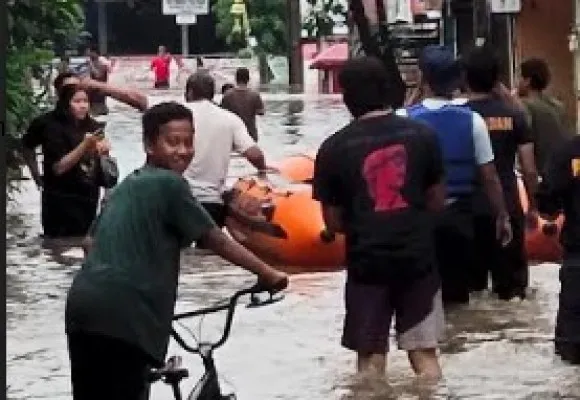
[176,13,197,25]
[162,0,209,15]
[490,0,521,14]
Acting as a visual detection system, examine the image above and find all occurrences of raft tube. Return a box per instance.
[225,176,345,272]
[517,179,563,263]
[277,154,565,263]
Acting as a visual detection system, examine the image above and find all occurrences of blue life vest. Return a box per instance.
[407,103,476,197]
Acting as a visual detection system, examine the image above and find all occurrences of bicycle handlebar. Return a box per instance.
[171,282,284,354]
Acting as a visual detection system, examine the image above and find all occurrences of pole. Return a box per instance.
[181,24,190,57]
[97,0,108,55]
[287,0,304,92]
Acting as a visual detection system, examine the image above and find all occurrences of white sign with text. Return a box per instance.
[162,0,209,15]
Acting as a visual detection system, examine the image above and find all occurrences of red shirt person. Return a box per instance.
[150,45,172,89]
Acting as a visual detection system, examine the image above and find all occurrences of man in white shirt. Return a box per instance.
[78,73,271,234]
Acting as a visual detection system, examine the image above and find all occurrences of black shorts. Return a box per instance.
[154,80,170,89]
[342,271,444,354]
[67,332,153,400]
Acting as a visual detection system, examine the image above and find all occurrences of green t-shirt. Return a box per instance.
[65,165,216,364]
[523,94,572,174]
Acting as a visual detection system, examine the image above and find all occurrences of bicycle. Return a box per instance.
[148,283,285,400]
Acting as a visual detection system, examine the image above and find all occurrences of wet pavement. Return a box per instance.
[6,93,580,399]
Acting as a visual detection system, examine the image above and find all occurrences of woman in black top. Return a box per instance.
[40,84,109,238]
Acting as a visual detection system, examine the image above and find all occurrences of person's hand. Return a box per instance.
[525,208,539,230]
[83,133,101,151]
[257,268,289,294]
[96,138,111,155]
[78,76,98,90]
[496,214,513,247]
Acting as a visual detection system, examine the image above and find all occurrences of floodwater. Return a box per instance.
[6,92,580,400]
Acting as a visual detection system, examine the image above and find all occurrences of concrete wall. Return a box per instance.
[515,0,576,124]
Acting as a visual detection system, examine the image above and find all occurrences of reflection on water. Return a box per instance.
[6,94,580,400]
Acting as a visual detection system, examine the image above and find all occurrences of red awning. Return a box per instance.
[309,43,348,70]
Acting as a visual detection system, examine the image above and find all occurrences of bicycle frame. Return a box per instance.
[149,284,283,400]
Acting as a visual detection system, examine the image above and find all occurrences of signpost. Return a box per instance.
[162,0,209,56]
[490,0,521,14]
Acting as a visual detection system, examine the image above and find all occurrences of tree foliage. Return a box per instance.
[7,0,84,188]
[302,0,347,39]
[213,0,287,56]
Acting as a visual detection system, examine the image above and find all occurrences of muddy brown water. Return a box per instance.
[6,93,580,399]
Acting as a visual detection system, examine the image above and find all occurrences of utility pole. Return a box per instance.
[181,24,190,57]
[287,0,304,92]
[96,0,108,55]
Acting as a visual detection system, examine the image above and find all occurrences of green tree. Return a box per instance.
[213,0,287,56]
[7,0,84,191]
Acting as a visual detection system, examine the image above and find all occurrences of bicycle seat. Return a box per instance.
[148,356,189,384]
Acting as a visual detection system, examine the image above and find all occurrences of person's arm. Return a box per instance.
[313,139,344,233]
[51,134,100,176]
[514,112,540,225]
[536,140,573,219]
[255,93,265,115]
[167,176,288,289]
[21,117,46,188]
[80,78,148,111]
[472,113,512,245]
[231,116,269,171]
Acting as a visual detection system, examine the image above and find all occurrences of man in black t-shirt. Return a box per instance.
[313,57,446,379]
[462,47,539,300]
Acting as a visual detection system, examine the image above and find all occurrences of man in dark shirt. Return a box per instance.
[220,67,264,141]
[462,46,539,300]
[313,56,446,379]
[537,135,580,364]
[22,71,80,189]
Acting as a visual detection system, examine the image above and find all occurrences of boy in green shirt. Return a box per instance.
[65,102,288,399]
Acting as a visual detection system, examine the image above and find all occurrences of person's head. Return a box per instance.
[463,46,500,94]
[53,71,80,96]
[185,72,215,101]
[418,45,461,98]
[338,56,391,118]
[196,56,204,68]
[142,102,195,174]
[158,45,167,56]
[85,45,99,61]
[55,84,90,121]
[518,58,550,95]
[235,67,250,85]
[221,83,235,95]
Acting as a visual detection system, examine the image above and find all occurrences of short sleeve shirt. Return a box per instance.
[313,113,444,283]
[467,97,532,215]
[65,165,216,364]
[220,87,264,141]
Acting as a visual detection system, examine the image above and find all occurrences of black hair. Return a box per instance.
[185,72,215,101]
[54,84,98,131]
[221,83,235,94]
[463,46,500,93]
[338,56,392,118]
[142,102,193,145]
[53,71,78,92]
[520,58,550,91]
[235,67,250,84]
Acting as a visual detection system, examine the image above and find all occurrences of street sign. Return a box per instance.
[176,13,197,25]
[162,0,209,15]
[490,0,521,14]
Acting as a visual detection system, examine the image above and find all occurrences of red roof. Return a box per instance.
[309,43,348,70]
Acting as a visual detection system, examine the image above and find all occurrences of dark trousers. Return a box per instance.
[472,214,528,299]
[67,332,152,400]
[555,254,580,364]
[154,80,170,89]
[434,201,474,305]
[196,202,226,249]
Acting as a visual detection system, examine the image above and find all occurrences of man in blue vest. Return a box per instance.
[397,45,512,306]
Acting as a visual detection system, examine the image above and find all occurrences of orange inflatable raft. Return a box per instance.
[225,175,345,272]
[225,154,563,270]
